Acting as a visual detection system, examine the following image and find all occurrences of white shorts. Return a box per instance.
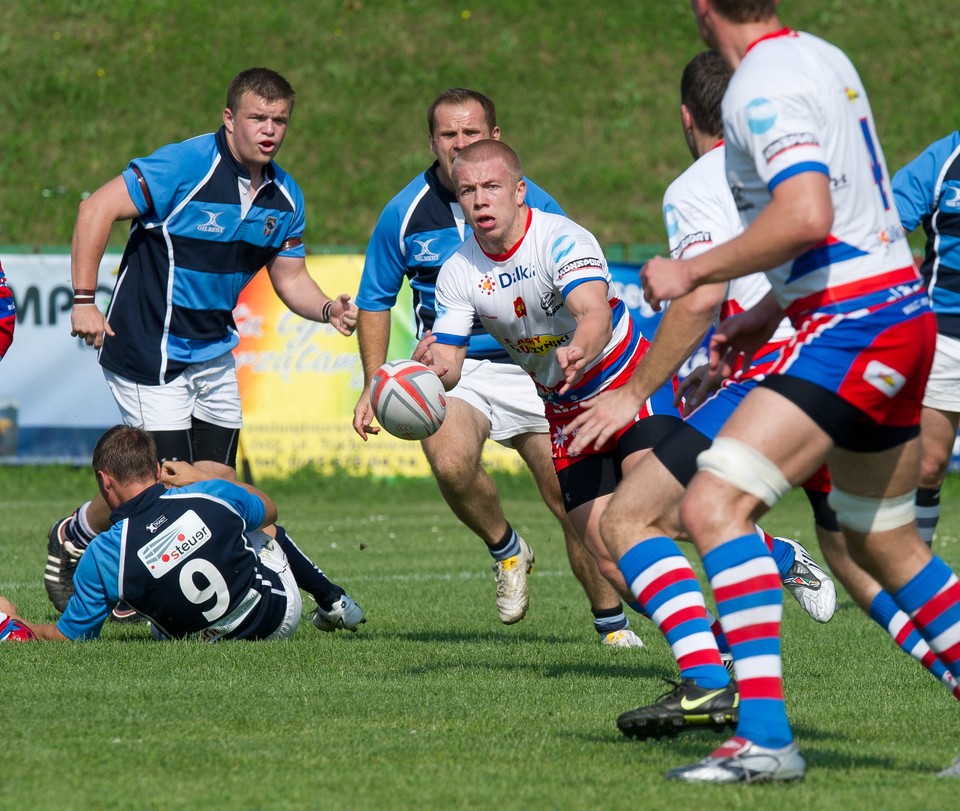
[258,538,303,640]
[448,359,548,444]
[104,353,243,431]
[923,334,960,412]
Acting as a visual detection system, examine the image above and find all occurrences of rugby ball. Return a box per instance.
[370,360,446,440]
[0,615,36,642]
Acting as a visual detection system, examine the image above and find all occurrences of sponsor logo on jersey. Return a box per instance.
[551,235,577,264]
[413,238,441,262]
[942,185,960,211]
[844,87,860,102]
[478,274,496,295]
[497,265,535,289]
[746,97,778,134]
[557,257,602,280]
[263,216,277,237]
[146,515,169,534]
[514,296,527,318]
[863,360,906,398]
[137,509,213,578]
[198,210,226,234]
[540,291,561,316]
[672,231,712,259]
[663,204,679,239]
[435,301,448,318]
[511,334,567,356]
[762,132,819,164]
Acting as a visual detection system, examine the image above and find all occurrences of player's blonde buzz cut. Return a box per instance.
[452,139,523,184]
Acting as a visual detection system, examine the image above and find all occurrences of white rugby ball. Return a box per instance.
[370,360,447,440]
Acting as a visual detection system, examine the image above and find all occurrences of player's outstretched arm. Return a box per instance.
[353,309,392,440]
[267,256,358,336]
[0,597,69,641]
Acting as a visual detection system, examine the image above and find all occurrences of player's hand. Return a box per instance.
[567,386,641,454]
[641,256,694,312]
[675,364,720,416]
[352,389,381,441]
[411,331,449,377]
[709,304,782,379]
[329,294,358,336]
[555,346,587,394]
[0,595,19,618]
[160,460,205,487]
[70,305,114,349]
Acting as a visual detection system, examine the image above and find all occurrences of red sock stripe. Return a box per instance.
[713,572,782,603]
[938,639,960,667]
[657,605,708,636]
[738,676,785,701]
[912,580,960,629]
[637,566,696,608]
[677,649,724,670]
[725,622,781,646]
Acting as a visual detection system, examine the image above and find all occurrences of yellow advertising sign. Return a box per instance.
[234,255,526,479]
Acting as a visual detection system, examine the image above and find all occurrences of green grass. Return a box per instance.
[2,465,960,809]
[3,0,959,255]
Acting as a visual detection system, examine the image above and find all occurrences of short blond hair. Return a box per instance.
[452,139,523,184]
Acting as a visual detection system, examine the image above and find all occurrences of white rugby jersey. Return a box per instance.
[722,29,915,319]
[434,208,637,402]
[664,142,793,343]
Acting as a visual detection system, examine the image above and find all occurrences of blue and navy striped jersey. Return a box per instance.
[893,131,960,338]
[56,480,289,641]
[99,127,307,384]
[356,161,564,362]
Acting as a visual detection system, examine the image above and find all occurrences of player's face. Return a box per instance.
[429,101,500,191]
[454,157,527,253]
[223,92,292,174]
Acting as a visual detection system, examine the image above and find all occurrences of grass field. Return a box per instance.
[3,464,960,809]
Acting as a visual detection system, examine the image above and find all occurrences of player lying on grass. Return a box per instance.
[2,425,364,641]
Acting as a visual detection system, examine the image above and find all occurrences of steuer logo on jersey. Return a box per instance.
[863,360,906,398]
[746,98,778,135]
[137,509,213,579]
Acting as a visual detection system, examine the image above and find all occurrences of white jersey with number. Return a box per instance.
[664,142,793,343]
[433,208,640,404]
[722,29,915,319]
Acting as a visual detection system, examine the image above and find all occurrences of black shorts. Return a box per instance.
[558,415,681,512]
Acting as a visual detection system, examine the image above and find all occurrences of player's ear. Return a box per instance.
[491,126,501,141]
[223,107,234,132]
[680,104,694,136]
[515,178,526,206]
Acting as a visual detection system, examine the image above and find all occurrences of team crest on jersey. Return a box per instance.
[514,296,527,318]
[137,509,213,579]
[478,275,496,295]
[263,216,277,237]
[863,360,906,398]
[198,210,225,234]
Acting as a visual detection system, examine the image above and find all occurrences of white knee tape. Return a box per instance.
[696,437,792,508]
[827,487,916,533]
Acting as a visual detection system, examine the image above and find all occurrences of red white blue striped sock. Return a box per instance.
[894,557,960,684]
[618,536,728,688]
[703,533,792,748]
